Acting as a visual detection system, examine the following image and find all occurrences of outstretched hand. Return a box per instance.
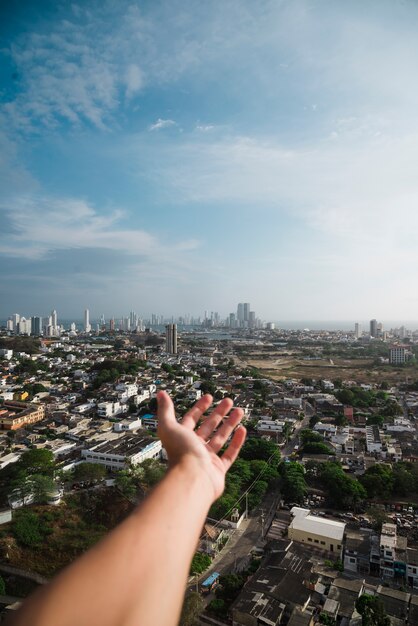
[157,391,246,502]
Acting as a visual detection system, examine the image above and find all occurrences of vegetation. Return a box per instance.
[12,510,53,548]
[190,552,211,575]
[355,594,390,626]
[210,444,279,519]
[90,358,147,389]
[73,463,106,483]
[360,462,418,499]
[179,592,204,626]
[280,462,307,504]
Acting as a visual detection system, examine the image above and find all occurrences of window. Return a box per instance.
[321,541,325,545]
[350,558,356,563]
[314,540,319,544]
[308,537,312,542]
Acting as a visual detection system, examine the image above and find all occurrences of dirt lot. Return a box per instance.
[240,354,418,384]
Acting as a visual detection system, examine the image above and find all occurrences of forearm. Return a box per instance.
[8,459,213,626]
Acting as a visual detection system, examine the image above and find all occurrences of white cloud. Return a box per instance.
[0,195,196,262]
[125,64,144,99]
[195,124,215,132]
[148,118,177,131]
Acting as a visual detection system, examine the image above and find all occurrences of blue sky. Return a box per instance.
[1,0,418,321]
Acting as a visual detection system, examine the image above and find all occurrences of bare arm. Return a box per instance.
[7,391,246,626]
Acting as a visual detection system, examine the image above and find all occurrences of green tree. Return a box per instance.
[216,574,245,604]
[73,463,106,483]
[392,463,415,497]
[179,592,204,626]
[355,594,390,626]
[281,462,307,504]
[241,438,280,463]
[12,510,43,547]
[190,552,211,575]
[18,449,55,476]
[30,474,55,504]
[207,598,227,618]
[360,465,394,499]
[115,471,137,500]
[321,463,366,510]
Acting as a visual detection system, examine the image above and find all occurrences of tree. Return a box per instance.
[392,463,415,497]
[320,463,366,510]
[216,574,245,604]
[360,465,394,500]
[115,471,137,500]
[200,380,216,395]
[355,594,390,626]
[190,552,211,575]
[241,437,280,463]
[366,507,389,532]
[17,449,54,476]
[179,592,204,626]
[281,462,307,504]
[73,463,106,483]
[12,510,44,547]
[30,474,55,504]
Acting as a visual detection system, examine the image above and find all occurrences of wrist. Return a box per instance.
[169,455,218,504]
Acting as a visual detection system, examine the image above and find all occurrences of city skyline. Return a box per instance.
[2,1,418,318]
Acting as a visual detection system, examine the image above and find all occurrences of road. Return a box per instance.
[192,397,315,599]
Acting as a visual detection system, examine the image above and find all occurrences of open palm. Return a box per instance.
[157,391,247,501]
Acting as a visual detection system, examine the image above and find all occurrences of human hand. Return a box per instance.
[157,391,246,502]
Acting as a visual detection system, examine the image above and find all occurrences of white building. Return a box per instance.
[288,507,346,557]
[84,308,91,333]
[115,383,138,399]
[365,425,382,453]
[389,347,407,365]
[0,349,13,360]
[97,401,127,418]
[82,434,162,470]
[113,418,142,432]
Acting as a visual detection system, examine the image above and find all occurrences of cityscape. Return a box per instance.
[2,0,418,624]
[1,305,418,624]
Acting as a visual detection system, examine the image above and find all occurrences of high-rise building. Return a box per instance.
[51,310,57,327]
[11,313,20,331]
[6,319,13,332]
[165,324,178,354]
[389,346,406,365]
[237,303,244,323]
[84,309,91,333]
[243,303,251,322]
[109,318,115,332]
[31,316,42,336]
[354,323,361,338]
[370,319,377,338]
[249,311,256,328]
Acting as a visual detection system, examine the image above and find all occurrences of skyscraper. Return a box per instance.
[31,316,42,336]
[84,309,91,333]
[243,303,251,322]
[354,323,361,338]
[165,324,178,354]
[51,310,57,328]
[237,303,244,323]
[370,319,377,338]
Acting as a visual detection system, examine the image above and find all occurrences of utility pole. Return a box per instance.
[245,491,249,519]
[261,509,265,538]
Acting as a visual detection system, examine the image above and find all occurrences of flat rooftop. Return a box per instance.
[290,507,345,541]
[87,433,159,457]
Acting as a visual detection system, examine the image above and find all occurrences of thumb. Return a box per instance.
[157,391,176,429]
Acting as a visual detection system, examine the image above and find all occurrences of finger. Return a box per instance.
[207,408,244,453]
[220,425,247,471]
[196,397,233,440]
[156,391,176,430]
[195,397,232,436]
[181,394,213,430]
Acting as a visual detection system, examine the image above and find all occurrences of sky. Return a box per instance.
[1,0,418,322]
